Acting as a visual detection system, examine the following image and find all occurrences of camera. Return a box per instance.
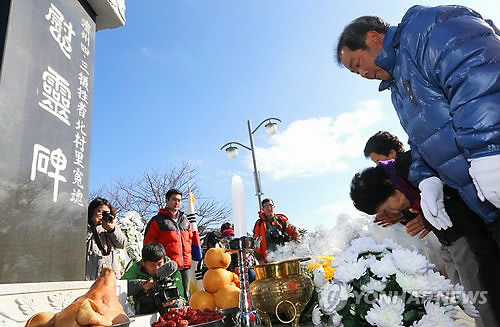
[269,226,290,245]
[102,211,114,223]
[151,277,180,309]
[150,262,181,314]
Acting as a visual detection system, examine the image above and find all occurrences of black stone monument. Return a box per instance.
[0,0,96,283]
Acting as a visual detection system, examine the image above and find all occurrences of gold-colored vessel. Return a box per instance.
[249,258,313,327]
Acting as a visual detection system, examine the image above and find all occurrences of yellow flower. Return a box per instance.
[324,266,336,281]
[307,262,321,271]
[306,256,336,276]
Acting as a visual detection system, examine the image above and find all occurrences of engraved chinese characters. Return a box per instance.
[30,2,94,207]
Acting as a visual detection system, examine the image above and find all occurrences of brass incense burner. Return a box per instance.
[249,258,313,327]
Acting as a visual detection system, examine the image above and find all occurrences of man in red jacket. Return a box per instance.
[144,188,193,299]
[253,198,299,264]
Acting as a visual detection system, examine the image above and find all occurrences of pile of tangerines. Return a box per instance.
[189,247,241,310]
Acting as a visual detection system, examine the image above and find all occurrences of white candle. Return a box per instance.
[231,174,247,238]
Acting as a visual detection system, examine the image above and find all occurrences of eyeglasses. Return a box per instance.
[264,204,275,209]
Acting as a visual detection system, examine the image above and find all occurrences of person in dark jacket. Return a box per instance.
[350,155,499,326]
[144,188,193,299]
[122,242,184,314]
[336,6,500,237]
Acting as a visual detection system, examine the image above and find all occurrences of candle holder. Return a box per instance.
[228,236,261,327]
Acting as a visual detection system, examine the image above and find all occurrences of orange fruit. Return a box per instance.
[189,290,216,311]
[204,248,231,269]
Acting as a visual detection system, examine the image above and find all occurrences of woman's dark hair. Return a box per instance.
[350,166,395,214]
[87,197,115,255]
[364,131,405,158]
[142,242,166,262]
[335,16,390,65]
[88,197,115,223]
[166,188,182,201]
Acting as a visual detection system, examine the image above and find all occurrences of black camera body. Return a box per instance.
[151,276,180,315]
[102,211,114,223]
[269,226,290,245]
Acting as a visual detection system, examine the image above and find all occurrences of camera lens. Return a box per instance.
[102,211,114,223]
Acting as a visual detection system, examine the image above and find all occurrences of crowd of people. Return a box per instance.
[82,4,500,324]
[85,188,301,315]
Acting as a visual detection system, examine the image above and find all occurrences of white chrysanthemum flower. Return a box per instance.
[412,301,455,327]
[391,248,429,274]
[460,301,479,318]
[332,250,358,267]
[313,266,327,289]
[318,281,352,314]
[382,238,401,251]
[334,260,367,283]
[369,254,398,278]
[311,305,324,326]
[350,236,385,255]
[448,284,479,318]
[359,255,377,268]
[365,295,405,327]
[396,270,453,299]
[395,272,429,296]
[425,271,453,294]
[361,278,387,294]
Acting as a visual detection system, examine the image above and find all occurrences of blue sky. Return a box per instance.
[90,1,500,232]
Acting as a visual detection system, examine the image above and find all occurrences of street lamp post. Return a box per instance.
[221,117,281,210]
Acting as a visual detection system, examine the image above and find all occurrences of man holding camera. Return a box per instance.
[122,242,185,315]
[144,189,193,299]
[253,198,299,264]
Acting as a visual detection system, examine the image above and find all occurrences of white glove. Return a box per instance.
[469,154,500,209]
[418,177,453,230]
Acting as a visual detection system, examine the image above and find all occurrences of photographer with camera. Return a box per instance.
[253,198,299,264]
[85,197,127,280]
[122,242,185,315]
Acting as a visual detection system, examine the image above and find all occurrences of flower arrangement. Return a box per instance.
[118,211,145,271]
[309,237,479,327]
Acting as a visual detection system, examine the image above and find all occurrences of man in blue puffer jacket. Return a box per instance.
[336,5,500,236]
